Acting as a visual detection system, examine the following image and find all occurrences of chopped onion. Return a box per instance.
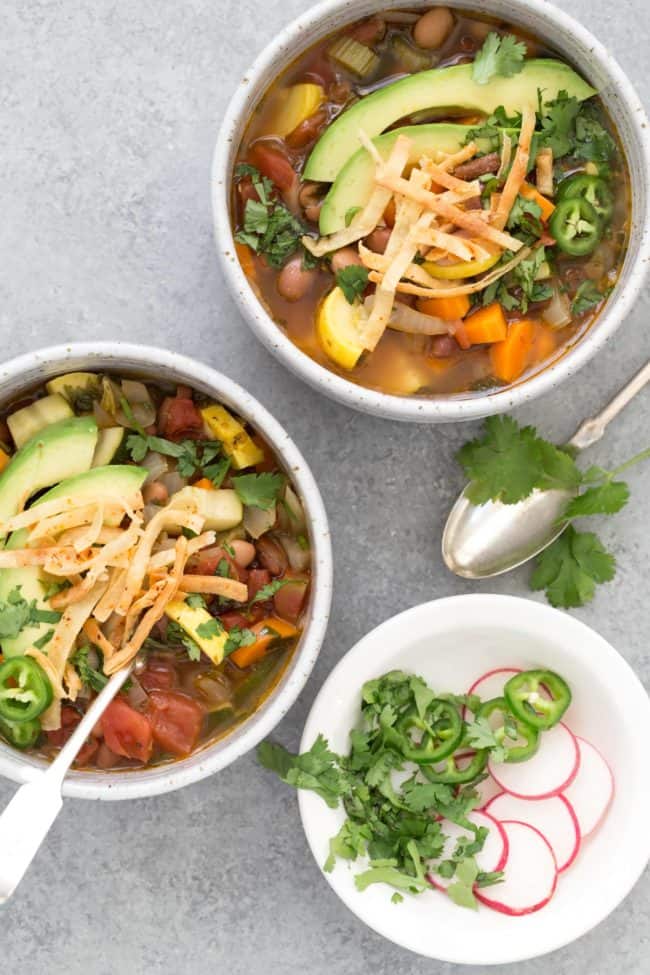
[160,472,187,497]
[243,504,276,539]
[543,286,571,329]
[365,296,451,335]
[93,401,117,429]
[121,379,151,405]
[131,400,156,428]
[277,533,310,572]
[278,485,306,532]
[126,675,149,709]
[141,451,169,485]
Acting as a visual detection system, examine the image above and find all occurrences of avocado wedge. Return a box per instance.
[305,60,596,183]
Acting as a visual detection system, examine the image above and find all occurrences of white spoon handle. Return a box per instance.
[0,664,132,902]
[568,359,650,451]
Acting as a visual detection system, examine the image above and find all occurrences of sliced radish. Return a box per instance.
[464,667,522,719]
[562,736,614,838]
[426,810,508,891]
[485,792,580,872]
[475,820,558,915]
[489,722,579,799]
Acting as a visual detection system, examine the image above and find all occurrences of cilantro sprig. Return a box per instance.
[0,587,62,640]
[234,164,310,269]
[457,417,650,607]
[472,32,526,86]
[126,432,227,484]
[335,265,369,304]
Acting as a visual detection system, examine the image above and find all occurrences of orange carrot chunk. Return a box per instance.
[490,319,536,383]
[520,183,555,222]
[230,617,299,669]
[416,294,471,321]
[463,302,508,345]
[192,477,215,491]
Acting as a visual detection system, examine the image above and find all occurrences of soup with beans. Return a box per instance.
[0,372,311,769]
[232,7,629,397]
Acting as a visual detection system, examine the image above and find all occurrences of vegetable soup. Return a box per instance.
[0,372,311,769]
[232,7,630,397]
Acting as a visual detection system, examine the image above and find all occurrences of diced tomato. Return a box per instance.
[273,575,309,623]
[190,545,245,582]
[138,656,177,692]
[286,108,328,150]
[74,738,99,767]
[101,698,153,763]
[158,395,204,441]
[220,611,251,631]
[45,705,81,747]
[146,691,205,758]
[248,568,271,602]
[248,141,297,193]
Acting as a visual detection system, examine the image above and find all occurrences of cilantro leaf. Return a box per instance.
[538,91,581,158]
[232,472,283,510]
[472,33,526,85]
[223,626,256,656]
[564,481,630,519]
[530,525,616,608]
[446,857,479,910]
[0,587,61,640]
[234,170,305,269]
[73,645,109,693]
[249,578,290,607]
[166,619,202,661]
[185,593,207,610]
[335,265,369,304]
[571,280,608,316]
[257,735,349,808]
[195,617,224,640]
[33,628,55,650]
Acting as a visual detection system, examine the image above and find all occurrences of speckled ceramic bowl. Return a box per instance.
[0,343,333,800]
[212,0,650,423]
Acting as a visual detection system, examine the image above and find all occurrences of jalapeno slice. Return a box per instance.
[477,697,540,763]
[0,715,41,749]
[385,699,463,765]
[549,197,602,257]
[421,749,489,784]
[504,669,571,730]
[557,174,614,223]
[0,656,53,723]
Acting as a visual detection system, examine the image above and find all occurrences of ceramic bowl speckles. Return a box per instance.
[0,343,333,800]
[212,0,650,423]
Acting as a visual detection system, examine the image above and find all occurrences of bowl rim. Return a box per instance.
[211,0,650,423]
[0,341,333,800]
[297,593,650,963]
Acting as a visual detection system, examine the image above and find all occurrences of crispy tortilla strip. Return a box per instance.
[179,574,248,601]
[93,568,128,622]
[419,158,481,196]
[28,651,66,699]
[301,132,411,258]
[41,699,61,732]
[0,546,76,568]
[367,245,532,298]
[497,132,513,181]
[83,618,117,662]
[359,242,448,288]
[3,492,142,534]
[492,107,536,230]
[415,230,477,261]
[439,141,478,173]
[536,146,554,197]
[64,663,82,702]
[148,531,217,572]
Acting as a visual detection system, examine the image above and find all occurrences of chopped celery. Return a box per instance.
[391,35,432,73]
[328,36,379,78]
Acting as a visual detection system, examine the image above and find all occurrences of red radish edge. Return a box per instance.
[484,791,581,873]
[489,722,580,800]
[426,811,509,892]
[475,820,558,916]
[562,736,615,838]
[464,667,522,719]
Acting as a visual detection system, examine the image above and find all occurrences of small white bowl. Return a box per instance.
[212,0,650,423]
[298,595,650,964]
[0,342,333,800]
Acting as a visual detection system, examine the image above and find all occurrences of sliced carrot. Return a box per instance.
[532,323,558,365]
[192,477,215,491]
[416,294,471,321]
[235,241,256,280]
[520,183,555,222]
[0,447,10,474]
[490,319,536,383]
[230,616,299,669]
[463,303,508,345]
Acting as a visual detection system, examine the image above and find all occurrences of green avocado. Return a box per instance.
[305,59,596,183]
[0,463,147,657]
[0,416,98,536]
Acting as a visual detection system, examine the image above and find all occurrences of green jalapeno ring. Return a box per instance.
[386,699,463,765]
[421,749,489,785]
[477,697,540,763]
[557,173,614,223]
[0,714,41,749]
[504,669,572,730]
[0,656,53,723]
[549,197,602,257]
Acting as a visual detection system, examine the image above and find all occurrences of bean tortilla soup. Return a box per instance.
[232,7,629,397]
[0,373,311,769]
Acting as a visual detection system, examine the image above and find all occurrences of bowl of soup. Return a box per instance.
[212,0,650,422]
[0,343,332,798]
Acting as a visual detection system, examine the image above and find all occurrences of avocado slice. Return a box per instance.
[0,463,148,657]
[319,123,476,235]
[305,60,596,183]
[0,416,98,534]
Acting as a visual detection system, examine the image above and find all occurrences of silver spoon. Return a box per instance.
[0,657,142,902]
[443,358,650,579]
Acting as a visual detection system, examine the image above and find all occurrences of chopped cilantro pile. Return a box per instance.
[126,433,230,485]
[457,416,649,607]
[0,587,61,641]
[234,164,311,269]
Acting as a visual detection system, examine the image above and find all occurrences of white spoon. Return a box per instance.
[0,661,136,902]
[442,358,650,579]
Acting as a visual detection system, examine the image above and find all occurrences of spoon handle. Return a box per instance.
[568,359,650,451]
[0,664,132,902]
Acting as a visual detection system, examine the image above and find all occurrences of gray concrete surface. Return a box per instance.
[1,1,648,972]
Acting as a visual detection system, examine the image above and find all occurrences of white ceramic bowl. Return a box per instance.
[298,595,650,964]
[212,0,650,423]
[0,343,333,800]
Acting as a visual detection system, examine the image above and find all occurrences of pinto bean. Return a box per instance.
[256,536,289,576]
[365,226,392,254]
[276,256,317,302]
[331,247,363,274]
[230,539,256,568]
[143,481,169,506]
[299,182,325,224]
[430,335,459,358]
[413,8,454,50]
[454,152,500,180]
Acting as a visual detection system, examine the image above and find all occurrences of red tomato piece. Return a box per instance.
[45,705,81,747]
[102,698,153,763]
[248,568,271,602]
[146,691,205,758]
[74,738,99,767]
[158,395,204,441]
[138,657,177,692]
[273,576,308,623]
[220,611,250,631]
[249,142,297,192]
